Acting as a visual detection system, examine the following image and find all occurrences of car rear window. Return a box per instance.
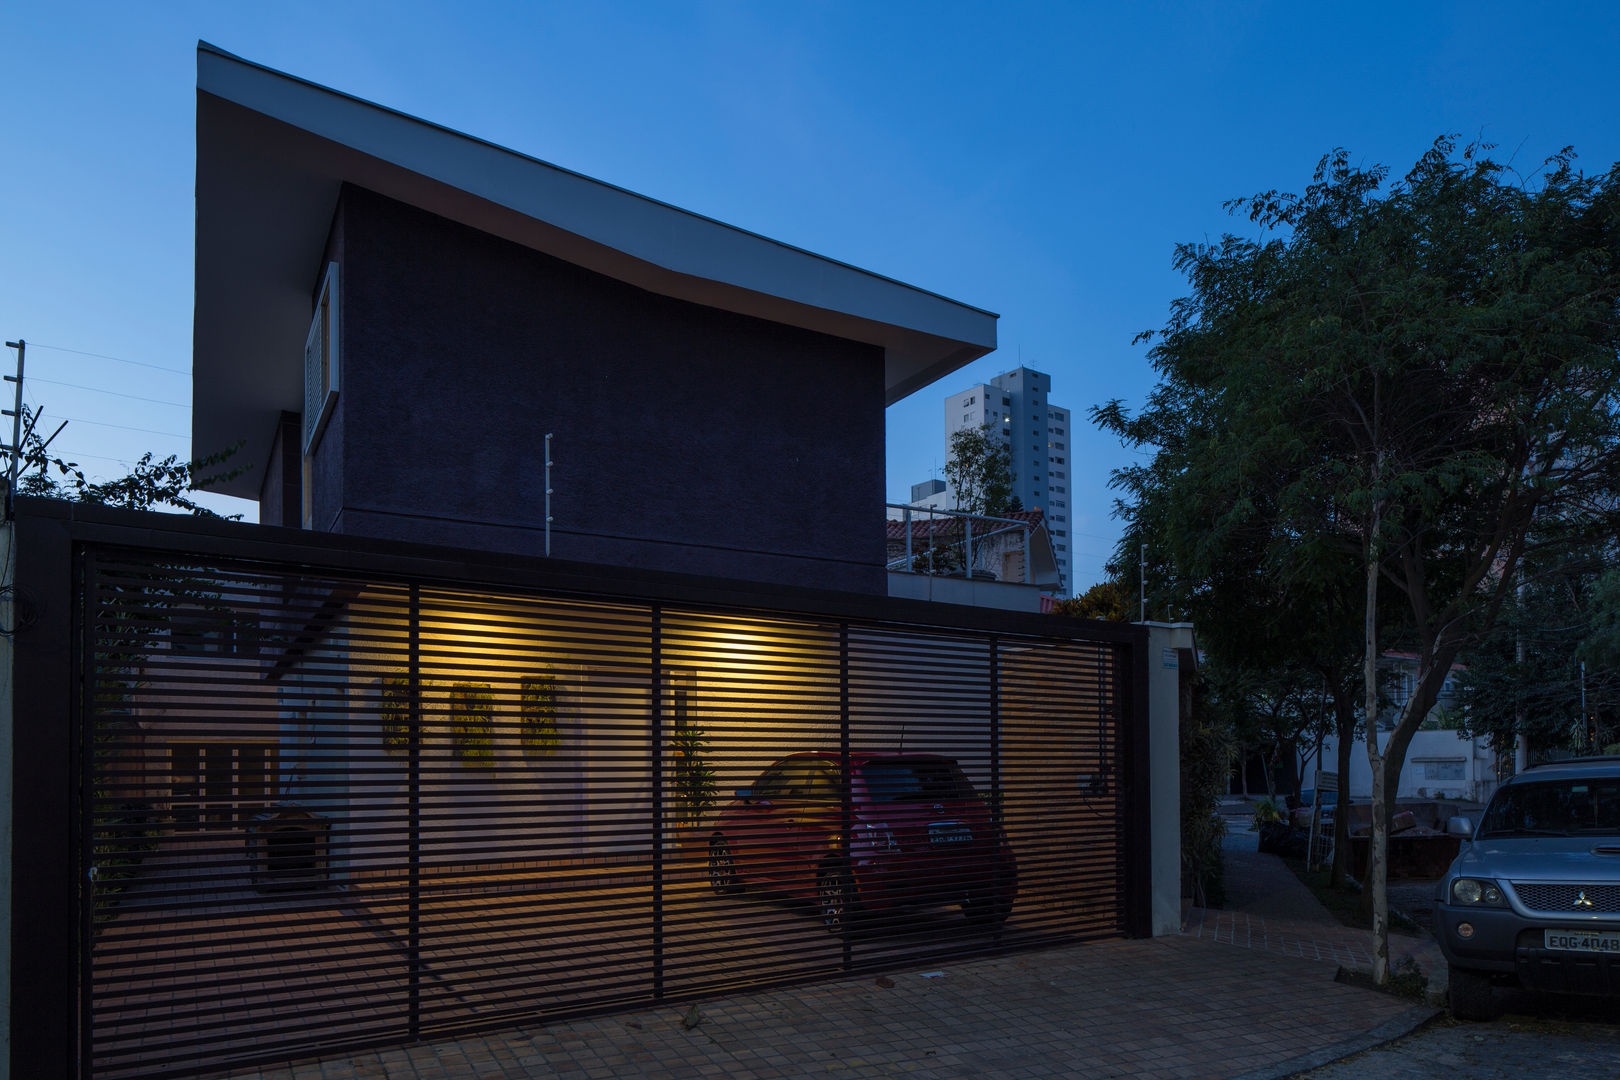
[1477,776,1620,837]
[857,758,976,803]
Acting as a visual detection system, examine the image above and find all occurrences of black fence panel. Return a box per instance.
[77,544,1132,1080]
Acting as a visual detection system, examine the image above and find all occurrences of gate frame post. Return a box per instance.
[1121,626,1154,939]
[8,511,80,1079]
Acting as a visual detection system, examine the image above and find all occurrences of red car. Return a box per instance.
[704,751,1017,932]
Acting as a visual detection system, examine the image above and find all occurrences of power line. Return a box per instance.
[26,376,189,409]
[52,414,187,439]
[33,447,160,468]
[28,342,189,377]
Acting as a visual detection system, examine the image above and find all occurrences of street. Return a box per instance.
[1295,1000,1620,1079]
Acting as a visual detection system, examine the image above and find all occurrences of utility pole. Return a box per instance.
[3,339,25,517]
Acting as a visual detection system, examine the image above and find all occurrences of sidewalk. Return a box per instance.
[219,828,1440,1080]
[1188,828,1449,1002]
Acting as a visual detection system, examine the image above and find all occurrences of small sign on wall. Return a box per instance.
[1162,648,1178,669]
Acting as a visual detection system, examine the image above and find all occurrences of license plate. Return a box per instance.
[928,823,972,845]
[1544,929,1620,954]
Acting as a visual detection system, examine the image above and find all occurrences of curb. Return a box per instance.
[1225,1004,1442,1080]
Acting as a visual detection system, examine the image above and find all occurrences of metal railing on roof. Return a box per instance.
[885,503,1039,584]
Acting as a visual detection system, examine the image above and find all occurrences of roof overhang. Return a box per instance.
[193,43,997,498]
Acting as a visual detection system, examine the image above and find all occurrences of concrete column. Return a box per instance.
[0,522,13,1079]
[1143,621,1196,936]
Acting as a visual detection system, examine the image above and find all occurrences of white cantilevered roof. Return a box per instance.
[193,43,998,498]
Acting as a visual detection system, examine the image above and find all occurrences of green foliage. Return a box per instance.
[943,424,1021,516]
[1251,797,1283,827]
[448,682,494,766]
[1097,134,1620,765]
[379,677,411,754]
[17,404,246,516]
[1182,677,1235,907]
[1458,548,1619,755]
[910,537,966,577]
[1097,137,1620,977]
[667,715,716,826]
[1051,579,1133,621]
[519,673,562,756]
[1581,569,1620,670]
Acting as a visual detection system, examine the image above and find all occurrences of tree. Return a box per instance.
[1096,138,1620,984]
[1094,407,1381,886]
[1457,544,1619,756]
[1050,579,1133,621]
[943,424,1021,516]
[15,404,243,516]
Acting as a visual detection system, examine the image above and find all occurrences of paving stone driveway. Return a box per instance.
[219,934,1428,1080]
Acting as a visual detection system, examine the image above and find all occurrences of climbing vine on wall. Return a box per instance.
[448,682,494,765]
[380,676,411,754]
[520,672,561,756]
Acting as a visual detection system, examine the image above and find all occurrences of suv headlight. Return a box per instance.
[1451,878,1506,906]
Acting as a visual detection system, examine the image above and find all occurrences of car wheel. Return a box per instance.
[707,836,740,895]
[1448,964,1497,1021]
[962,889,1012,927]
[817,863,857,933]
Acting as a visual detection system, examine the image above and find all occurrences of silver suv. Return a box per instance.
[1435,757,1620,1019]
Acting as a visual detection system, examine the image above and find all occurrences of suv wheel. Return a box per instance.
[707,836,740,895]
[817,862,857,934]
[1448,964,1498,1021]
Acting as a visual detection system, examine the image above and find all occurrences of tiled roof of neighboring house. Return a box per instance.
[885,508,1046,542]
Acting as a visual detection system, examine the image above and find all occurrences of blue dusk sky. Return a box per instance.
[3,2,1618,591]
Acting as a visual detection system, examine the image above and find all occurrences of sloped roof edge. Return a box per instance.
[193,43,997,496]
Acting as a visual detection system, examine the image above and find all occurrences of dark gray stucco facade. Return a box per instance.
[295,185,888,593]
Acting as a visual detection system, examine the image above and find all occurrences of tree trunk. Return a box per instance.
[1363,519,1390,986]
[1331,692,1355,888]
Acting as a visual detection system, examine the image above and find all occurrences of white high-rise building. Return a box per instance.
[938,367,1073,594]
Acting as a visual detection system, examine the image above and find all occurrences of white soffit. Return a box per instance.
[193,43,997,497]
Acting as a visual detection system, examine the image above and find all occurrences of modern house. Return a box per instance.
[192,43,997,594]
[1,44,1180,1080]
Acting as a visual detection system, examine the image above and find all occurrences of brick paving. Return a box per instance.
[217,935,1429,1080]
[214,829,1437,1080]
[1186,831,1448,997]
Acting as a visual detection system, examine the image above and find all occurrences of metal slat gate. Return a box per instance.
[80,545,1131,1080]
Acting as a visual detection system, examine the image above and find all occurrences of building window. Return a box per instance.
[1421,760,1466,782]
